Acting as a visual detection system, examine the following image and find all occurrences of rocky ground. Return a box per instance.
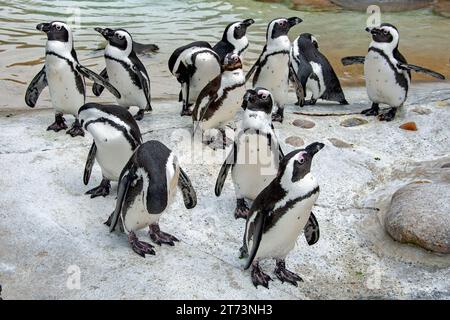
[0,83,449,299]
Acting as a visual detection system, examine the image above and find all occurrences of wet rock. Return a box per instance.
[441,163,450,169]
[292,119,315,129]
[285,136,304,147]
[340,117,368,127]
[411,107,432,115]
[399,122,418,131]
[385,182,450,254]
[330,0,434,12]
[290,0,339,11]
[328,138,353,148]
[434,0,450,18]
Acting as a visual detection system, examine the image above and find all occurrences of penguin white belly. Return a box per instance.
[189,53,221,104]
[166,154,180,207]
[45,56,84,116]
[307,62,325,99]
[253,194,318,260]
[232,134,278,200]
[124,195,162,232]
[254,54,289,106]
[88,123,134,181]
[364,51,407,107]
[106,59,147,109]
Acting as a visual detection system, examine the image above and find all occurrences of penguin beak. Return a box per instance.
[365,26,380,35]
[305,142,325,157]
[95,27,114,39]
[288,17,303,28]
[242,19,255,27]
[242,89,256,109]
[36,23,51,33]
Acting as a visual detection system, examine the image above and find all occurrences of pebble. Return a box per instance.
[328,138,353,148]
[285,136,304,147]
[399,122,418,131]
[292,119,315,129]
[340,117,368,127]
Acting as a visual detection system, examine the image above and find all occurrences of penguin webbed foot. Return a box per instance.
[304,99,317,106]
[47,114,67,132]
[234,198,249,220]
[180,103,193,117]
[86,179,111,198]
[251,262,272,289]
[239,245,248,259]
[148,223,179,246]
[378,107,397,122]
[274,259,303,287]
[271,112,284,123]
[129,231,155,257]
[361,103,379,116]
[133,109,145,121]
[66,119,84,137]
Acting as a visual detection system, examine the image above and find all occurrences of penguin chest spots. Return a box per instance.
[364,52,407,107]
[255,54,289,105]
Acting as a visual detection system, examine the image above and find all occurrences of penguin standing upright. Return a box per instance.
[105,140,197,257]
[92,27,152,121]
[78,103,142,198]
[215,88,282,219]
[342,23,445,121]
[247,17,303,122]
[213,19,255,63]
[25,21,120,137]
[169,42,221,116]
[241,142,324,288]
[192,53,246,148]
[290,33,348,106]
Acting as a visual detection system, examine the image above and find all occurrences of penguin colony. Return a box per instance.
[25,17,445,289]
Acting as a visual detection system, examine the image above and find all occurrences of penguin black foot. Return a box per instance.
[274,259,303,287]
[86,179,111,198]
[47,114,67,132]
[134,109,145,121]
[234,198,249,219]
[378,107,397,122]
[272,107,284,123]
[304,99,317,106]
[251,262,272,289]
[129,231,155,257]
[361,103,379,116]
[340,99,349,105]
[148,223,179,246]
[66,119,84,137]
[180,104,193,117]
[239,245,248,259]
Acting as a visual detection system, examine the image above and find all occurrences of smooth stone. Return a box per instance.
[292,119,316,129]
[328,138,353,148]
[411,107,432,115]
[285,136,305,147]
[385,182,450,254]
[399,122,418,131]
[441,163,450,168]
[340,117,368,127]
[434,0,450,18]
[290,0,340,11]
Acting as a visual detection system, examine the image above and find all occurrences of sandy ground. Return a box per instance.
[0,83,449,299]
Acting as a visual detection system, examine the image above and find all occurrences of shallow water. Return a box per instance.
[0,0,449,108]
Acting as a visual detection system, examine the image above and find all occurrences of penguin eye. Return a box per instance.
[383,30,389,35]
[55,25,62,31]
[236,25,241,29]
[117,33,124,40]
[298,158,305,164]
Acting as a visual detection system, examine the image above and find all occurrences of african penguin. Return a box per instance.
[25,21,121,137]
[78,103,142,198]
[92,27,152,121]
[215,88,283,219]
[168,42,221,116]
[192,53,246,149]
[341,23,445,121]
[213,19,255,63]
[247,17,302,123]
[105,140,197,257]
[290,33,348,107]
[240,142,324,288]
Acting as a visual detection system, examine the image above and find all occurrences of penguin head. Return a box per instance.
[241,87,273,114]
[365,23,399,49]
[267,17,302,40]
[36,21,71,43]
[223,19,255,43]
[279,142,324,183]
[300,33,319,49]
[95,27,133,53]
[222,53,242,71]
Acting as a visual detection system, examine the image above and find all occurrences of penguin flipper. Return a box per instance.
[214,143,236,196]
[133,65,152,110]
[341,56,365,66]
[110,172,132,233]
[83,142,97,185]
[397,62,445,80]
[92,68,107,97]
[178,167,197,209]
[245,49,263,83]
[77,65,121,99]
[244,210,266,270]
[304,212,320,245]
[289,63,305,106]
[25,66,47,108]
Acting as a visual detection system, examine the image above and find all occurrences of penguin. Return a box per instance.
[78,103,142,198]
[105,140,197,257]
[25,21,121,137]
[212,19,255,63]
[215,88,283,219]
[240,142,324,288]
[341,23,445,121]
[192,53,246,148]
[247,17,303,123]
[290,33,348,107]
[168,41,221,116]
[92,27,152,121]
